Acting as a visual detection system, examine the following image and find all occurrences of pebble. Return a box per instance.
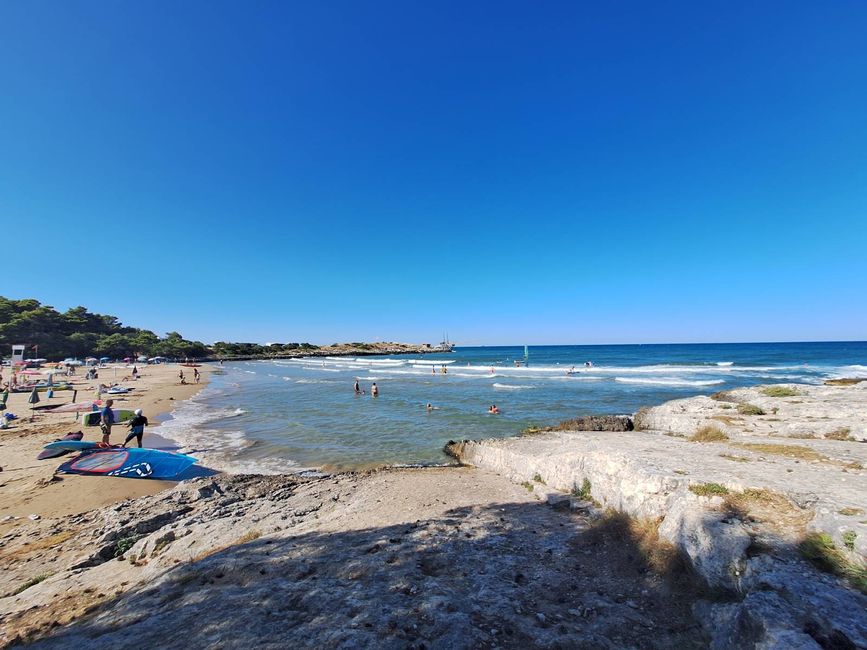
[535,613,546,623]
[29,514,41,521]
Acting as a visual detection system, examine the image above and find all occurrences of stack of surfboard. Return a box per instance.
[38,440,197,479]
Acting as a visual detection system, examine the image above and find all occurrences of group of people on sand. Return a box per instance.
[178,368,200,385]
[99,398,149,448]
[353,380,378,397]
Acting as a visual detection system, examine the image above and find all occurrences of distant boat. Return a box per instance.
[437,333,455,352]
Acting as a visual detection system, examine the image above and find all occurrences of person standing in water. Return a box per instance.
[194,368,200,383]
[371,383,379,397]
[353,379,361,394]
[123,409,148,448]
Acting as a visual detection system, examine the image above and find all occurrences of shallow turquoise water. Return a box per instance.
[156,342,867,472]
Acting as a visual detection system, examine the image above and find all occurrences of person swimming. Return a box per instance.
[427,403,433,412]
[488,404,500,414]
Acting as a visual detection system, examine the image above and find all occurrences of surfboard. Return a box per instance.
[37,432,85,460]
[82,409,135,426]
[57,448,197,479]
[43,440,101,452]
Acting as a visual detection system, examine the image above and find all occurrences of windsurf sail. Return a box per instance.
[58,447,197,479]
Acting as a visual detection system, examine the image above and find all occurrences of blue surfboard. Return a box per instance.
[43,440,101,452]
[57,448,197,479]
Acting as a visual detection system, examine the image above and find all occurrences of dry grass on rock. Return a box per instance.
[689,425,729,443]
[761,386,801,398]
[733,442,827,462]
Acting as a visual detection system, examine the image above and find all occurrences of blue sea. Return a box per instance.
[156,342,867,473]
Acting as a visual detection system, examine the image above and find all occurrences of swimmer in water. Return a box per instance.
[488,404,500,414]
[371,383,379,397]
[427,403,433,412]
[354,380,360,394]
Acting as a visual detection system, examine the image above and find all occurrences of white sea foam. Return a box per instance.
[831,364,867,379]
[614,377,725,387]
[155,390,298,475]
[493,383,535,390]
[296,378,337,384]
[717,361,734,366]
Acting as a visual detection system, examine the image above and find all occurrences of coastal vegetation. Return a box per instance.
[0,296,358,361]
[733,442,826,462]
[12,572,53,596]
[0,297,210,360]
[689,425,729,443]
[761,386,801,397]
[736,403,765,416]
[572,478,593,500]
[798,532,867,594]
[688,483,729,497]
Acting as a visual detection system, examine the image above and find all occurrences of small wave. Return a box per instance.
[493,383,535,390]
[830,364,867,379]
[717,362,734,366]
[614,377,725,387]
[296,378,337,384]
[355,376,381,381]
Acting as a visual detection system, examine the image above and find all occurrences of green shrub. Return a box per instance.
[571,478,592,500]
[689,483,729,497]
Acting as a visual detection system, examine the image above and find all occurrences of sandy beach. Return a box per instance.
[0,363,213,521]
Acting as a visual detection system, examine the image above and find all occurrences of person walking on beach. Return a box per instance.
[131,365,138,380]
[100,399,116,443]
[194,368,200,383]
[371,383,379,397]
[123,409,148,448]
[178,369,186,385]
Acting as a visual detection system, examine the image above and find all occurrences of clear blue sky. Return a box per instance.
[1,2,866,345]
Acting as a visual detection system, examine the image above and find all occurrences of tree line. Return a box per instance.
[0,297,318,360]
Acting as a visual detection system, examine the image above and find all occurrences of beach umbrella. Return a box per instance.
[28,387,40,420]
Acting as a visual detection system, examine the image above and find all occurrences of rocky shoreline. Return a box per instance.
[2,381,865,649]
[447,381,867,648]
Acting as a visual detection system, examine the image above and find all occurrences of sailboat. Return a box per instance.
[437,333,455,352]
